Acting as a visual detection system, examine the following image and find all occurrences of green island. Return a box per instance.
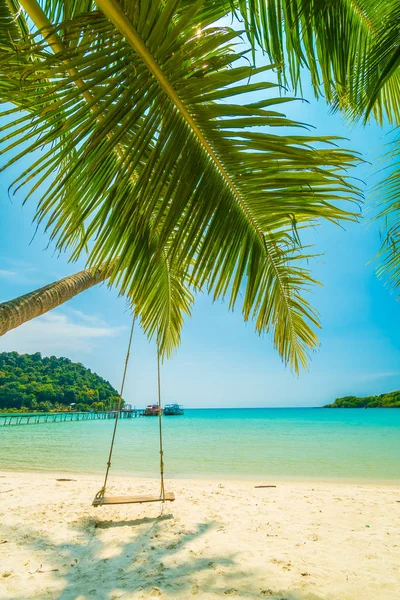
[0,351,120,412]
[325,391,400,408]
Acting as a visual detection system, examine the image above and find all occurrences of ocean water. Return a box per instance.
[1,408,400,481]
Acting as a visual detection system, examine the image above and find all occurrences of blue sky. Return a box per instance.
[1,68,399,408]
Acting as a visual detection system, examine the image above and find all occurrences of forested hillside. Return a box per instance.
[0,351,120,411]
[325,391,400,408]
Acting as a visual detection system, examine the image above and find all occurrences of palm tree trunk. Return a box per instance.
[0,263,111,337]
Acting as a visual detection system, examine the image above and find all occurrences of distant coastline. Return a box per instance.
[325,390,400,408]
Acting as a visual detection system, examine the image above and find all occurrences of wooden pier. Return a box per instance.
[0,409,145,426]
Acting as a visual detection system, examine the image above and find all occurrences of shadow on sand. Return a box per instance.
[2,508,324,600]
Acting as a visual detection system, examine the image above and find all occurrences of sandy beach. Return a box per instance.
[0,471,399,600]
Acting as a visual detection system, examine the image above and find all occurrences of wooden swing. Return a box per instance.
[93,319,175,507]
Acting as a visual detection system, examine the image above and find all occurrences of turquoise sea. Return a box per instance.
[1,408,400,481]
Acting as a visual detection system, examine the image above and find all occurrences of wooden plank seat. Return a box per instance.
[92,492,175,506]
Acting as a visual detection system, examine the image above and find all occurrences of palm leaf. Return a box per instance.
[0,0,29,43]
[362,2,400,123]
[103,230,194,359]
[374,132,400,291]
[0,0,32,104]
[232,0,400,301]
[233,0,400,126]
[0,0,361,371]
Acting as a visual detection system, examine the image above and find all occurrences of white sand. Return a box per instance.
[0,471,399,600]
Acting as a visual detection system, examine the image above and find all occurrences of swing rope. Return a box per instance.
[94,319,167,503]
[157,350,166,501]
[94,317,135,501]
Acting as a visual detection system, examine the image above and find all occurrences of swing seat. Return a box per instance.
[92,492,175,506]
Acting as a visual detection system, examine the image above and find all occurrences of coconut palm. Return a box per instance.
[0,264,112,337]
[0,0,361,371]
[0,265,102,337]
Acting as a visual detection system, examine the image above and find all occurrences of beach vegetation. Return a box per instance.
[0,351,120,412]
[325,391,400,408]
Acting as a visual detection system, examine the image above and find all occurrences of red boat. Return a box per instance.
[144,404,161,416]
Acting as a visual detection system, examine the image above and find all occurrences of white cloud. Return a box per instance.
[354,371,400,382]
[66,307,109,326]
[0,311,125,354]
[0,269,18,280]
[0,264,43,286]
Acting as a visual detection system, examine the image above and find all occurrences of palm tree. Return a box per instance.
[0,0,361,372]
[0,264,110,337]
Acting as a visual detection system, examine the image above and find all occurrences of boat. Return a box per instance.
[163,404,184,416]
[144,404,161,416]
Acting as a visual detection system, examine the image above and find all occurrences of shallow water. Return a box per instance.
[1,408,399,481]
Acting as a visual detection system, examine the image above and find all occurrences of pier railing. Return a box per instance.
[0,409,145,426]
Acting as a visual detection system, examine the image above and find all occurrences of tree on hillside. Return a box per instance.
[0,351,120,411]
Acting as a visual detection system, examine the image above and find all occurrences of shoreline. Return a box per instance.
[1,467,400,487]
[1,471,399,599]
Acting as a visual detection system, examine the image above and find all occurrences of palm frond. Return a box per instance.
[103,228,195,358]
[0,0,29,42]
[362,2,400,123]
[0,0,362,371]
[234,0,400,126]
[374,131,400,292]
[0,0,32,104]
